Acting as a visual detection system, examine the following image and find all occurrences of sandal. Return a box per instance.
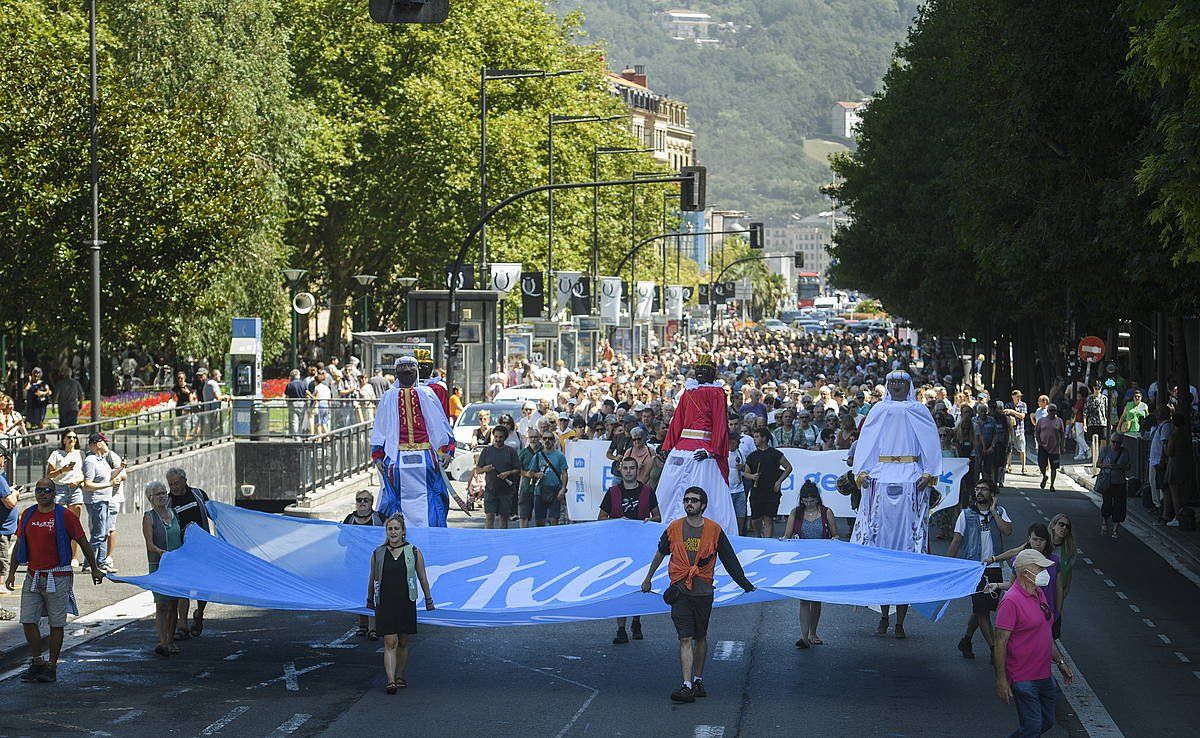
[154,645,170,657]
[167,644,181,655]
[795,638,810,649]
[367,629,378,641]
[875,617,889,636]
[809,636,824,645]
[174,628,192,641]
[385,681,398,695]
[189,615,204,638]
[356,626,368,638]
[396,677,407,689]
[0,608,15,621]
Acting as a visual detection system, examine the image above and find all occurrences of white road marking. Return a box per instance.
[1083,557,1094,565]
[712,640,745,661]
[1057,644,1124,737]
[1175,652,1190,663]
[694,727,726,738]
[249,661,332,692]
[199,705,251,735]
[1158,634,1172,645]
[1143,619,1157,628]
[1193,671,1200,681]
[1130,605,1141,613]
[0,592,156,683]
[309,627,359,650]
[1093,568,1105,576]
[163,687,192,698]
[1103,579,1115,588]
[111,710,144,725]
[496,656,599,738]
[270,713,312,735]
[223,650,246,661]
[1115,592,1128,600]
[197,671,213,679]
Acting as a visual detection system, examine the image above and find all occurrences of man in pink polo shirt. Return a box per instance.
[994,549,1074,736]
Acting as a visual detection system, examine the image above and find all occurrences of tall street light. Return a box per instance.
[87,0,103,421]
[283,269,307,370]
[396,277,417,329]
[479,68,582,278]
[592,146,652,312]
[353,274,377,332]
[547,113,623,318]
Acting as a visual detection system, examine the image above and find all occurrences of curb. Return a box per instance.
[1062,468,1200,585]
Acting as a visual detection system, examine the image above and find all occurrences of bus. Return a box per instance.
[796,272,821,306]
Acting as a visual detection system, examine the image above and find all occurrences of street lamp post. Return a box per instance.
[396,277,417,330]
[353,274,377,332]
[88,0,102,421]
[547,113,623,319]
[283,269,307,370]
[479,68,582,278]
[592,146,652,313]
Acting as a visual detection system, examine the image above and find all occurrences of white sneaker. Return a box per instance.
[1166,519,1181,527]
[102,558,117,572]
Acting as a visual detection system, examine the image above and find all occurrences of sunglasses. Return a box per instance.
[683,497,702,504]
[356,497,371,503]
[34,486,54,494]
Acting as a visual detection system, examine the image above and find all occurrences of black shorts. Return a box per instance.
[670,593,714,640]
[1086,425,1108,441]
[484,492,513,516]
[750,490,781,519]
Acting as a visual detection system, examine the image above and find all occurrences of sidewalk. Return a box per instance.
[1059,460,1200,584]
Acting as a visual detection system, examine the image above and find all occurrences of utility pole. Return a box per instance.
[88,0,102,422]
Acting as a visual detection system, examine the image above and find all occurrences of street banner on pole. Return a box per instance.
[490,263,522,294]
[599,277,622,325]
[445,263,474,290]
[666,285,684,319]
[570,276,591,315]
[520,271,544,318]
[556,271,582,315]
[635,281,655,320]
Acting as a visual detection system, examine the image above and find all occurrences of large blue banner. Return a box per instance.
[112,503,981,627]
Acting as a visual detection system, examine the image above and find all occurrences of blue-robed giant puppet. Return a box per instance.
[370,354,455,527]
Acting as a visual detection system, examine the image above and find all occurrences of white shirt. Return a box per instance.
[313,383,332,404]
[1149,422,1171,466]
[82,450,121,504]
[48,449,84,486]
[953,506,1012,564]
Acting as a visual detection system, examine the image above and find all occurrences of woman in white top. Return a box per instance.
[47,428,86,566]
[0,393,25,454]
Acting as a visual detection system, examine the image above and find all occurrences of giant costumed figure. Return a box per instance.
[657,355,736,532]
[369,355,455,526]
[416,350,451,418]
[850,368,942,636]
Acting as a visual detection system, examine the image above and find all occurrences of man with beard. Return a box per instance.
[370,356,455,526]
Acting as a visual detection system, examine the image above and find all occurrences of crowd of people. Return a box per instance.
[1,322,1194,735]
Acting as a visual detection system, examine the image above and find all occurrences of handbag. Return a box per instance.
[662,582,681,605]
[1093,469,1112,496]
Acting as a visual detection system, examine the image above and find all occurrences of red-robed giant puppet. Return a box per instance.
[656,354,736,533]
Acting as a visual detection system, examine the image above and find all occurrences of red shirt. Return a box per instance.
[18,507,85,572]
[995,583,1053,682]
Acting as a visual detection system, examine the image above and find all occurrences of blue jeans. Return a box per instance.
[1009,677,1056,737]
[86,500,110,564]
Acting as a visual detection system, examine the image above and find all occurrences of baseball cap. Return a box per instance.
[1013,549,1054,571]
[88,432,108,445]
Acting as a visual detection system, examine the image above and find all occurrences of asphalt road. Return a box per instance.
[0,471,1193,737]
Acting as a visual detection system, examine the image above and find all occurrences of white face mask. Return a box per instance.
[1033,569,1051,588]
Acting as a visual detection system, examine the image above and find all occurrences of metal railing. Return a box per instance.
[1,403,232,490]
[297,419,376,498]
[242,398,380,439]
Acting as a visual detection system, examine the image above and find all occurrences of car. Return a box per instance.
[778,310,804,324]
[493,387,559,405]
[761,319,790,333]
[453,400,524,450]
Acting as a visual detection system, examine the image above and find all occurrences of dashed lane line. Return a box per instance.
[1129,605,1142,613]
[1143,619,1157,629]
[111,710,144,725]
[1158,634,1172,645]
[270,713,312,735]
[1175,652,1190,663]
[694,727,726,738]
[199,705,251,736]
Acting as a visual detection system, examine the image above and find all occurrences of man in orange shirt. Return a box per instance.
[641,487,755,703]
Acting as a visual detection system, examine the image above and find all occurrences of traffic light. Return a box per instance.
[749,222,764,249]
[369,0,450,24]
[679,166,706,212]
[793,252,804,268]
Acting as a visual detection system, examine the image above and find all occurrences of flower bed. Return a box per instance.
[79,390,173,420]
[263,378,288,399]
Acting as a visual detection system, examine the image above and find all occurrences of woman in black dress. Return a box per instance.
[367,514,434,693]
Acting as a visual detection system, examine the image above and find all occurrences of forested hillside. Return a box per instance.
[561,0,921,217]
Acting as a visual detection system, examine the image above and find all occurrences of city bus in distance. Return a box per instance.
[796,272,821,306]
